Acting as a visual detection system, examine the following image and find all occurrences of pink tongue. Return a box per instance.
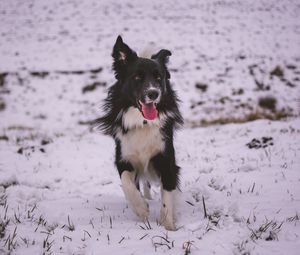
[141,102,158,120]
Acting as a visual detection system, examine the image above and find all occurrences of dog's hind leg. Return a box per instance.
[143,181,152,200]
[121,170,149,220]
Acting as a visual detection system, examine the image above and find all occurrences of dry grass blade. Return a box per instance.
[202,196,207,218]
[118,236,125,244]
[183,241,194,255]
[151,233,174,251]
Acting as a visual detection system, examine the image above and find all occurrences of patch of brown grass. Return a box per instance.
[188,109,293,128]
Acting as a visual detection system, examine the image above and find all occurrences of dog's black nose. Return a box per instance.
[147,90,159,100]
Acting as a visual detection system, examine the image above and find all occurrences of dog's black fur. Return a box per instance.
[93,36,183,229]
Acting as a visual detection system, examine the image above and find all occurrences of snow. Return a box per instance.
[0,0,300,254]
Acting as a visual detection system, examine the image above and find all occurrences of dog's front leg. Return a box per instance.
[121,170,149,220]
[151,152,179,231]
[160,188,176,231]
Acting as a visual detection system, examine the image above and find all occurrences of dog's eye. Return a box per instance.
[153,70,161,81]
[134,75,141,80]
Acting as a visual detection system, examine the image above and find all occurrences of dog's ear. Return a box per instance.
[151,49,172,65]
[151,49,172,79]
[112,36,137,79]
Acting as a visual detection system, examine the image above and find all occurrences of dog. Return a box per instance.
[94,36,183,230]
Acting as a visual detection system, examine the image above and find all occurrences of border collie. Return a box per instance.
[94,36,183,230]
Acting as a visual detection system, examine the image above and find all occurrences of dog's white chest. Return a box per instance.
[119,124,164,170]
[117,107,165,171]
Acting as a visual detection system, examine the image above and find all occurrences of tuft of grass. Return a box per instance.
[195,83,208,92]
[286,213,299,222]
[286,213,299,225]
[258,96,277,111]
[139,219,152,230]
[0,194,7,207]
[270,66,284,78]
[0,135,9,141]
[3,226,18,251]
[43,233,54,253]
[189,109,292,128]
[35,214,47,232]
[200,197,222,233]
[182,240,195,255]
[82,81,106,94]
[67,215,75,231]
[152,233,174,251]
[0,219,10,239]
[62,215,75,232]
[0,100,6,111]
[27,204,37,221]
[247,182,256,193]
[248,219,283,242]
[20,236,29,247]
[0,72,8,87]
[235,240,251,255]
[232,88,244,95]
[0,180,18,190]
[30,71,49,78]
[254,78,270,91]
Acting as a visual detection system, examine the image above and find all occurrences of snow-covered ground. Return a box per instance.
[1,119,300,254]
[0,0,299,254]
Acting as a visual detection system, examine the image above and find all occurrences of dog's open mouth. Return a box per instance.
[138,101,158,120]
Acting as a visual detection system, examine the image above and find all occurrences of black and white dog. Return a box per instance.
[94,36,183,230]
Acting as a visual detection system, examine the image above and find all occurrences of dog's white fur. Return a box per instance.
[117,107,165,174]
[118,106,176,230]
[160,190,175,230]
[121,106,161,130]
[121,171,149,219]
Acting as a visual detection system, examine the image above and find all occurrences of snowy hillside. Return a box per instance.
[0,0,300,254]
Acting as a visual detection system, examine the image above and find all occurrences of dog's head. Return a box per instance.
[112,36,171,120]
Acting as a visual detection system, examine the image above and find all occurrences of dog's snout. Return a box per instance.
[147,89,159,100]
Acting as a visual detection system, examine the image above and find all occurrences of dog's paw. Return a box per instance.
[159,213,176,231]
[131,195,149,220]
[160,217,176,231]
[163,222,176,231]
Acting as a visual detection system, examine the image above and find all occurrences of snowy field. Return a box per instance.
[0,0,300,254]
